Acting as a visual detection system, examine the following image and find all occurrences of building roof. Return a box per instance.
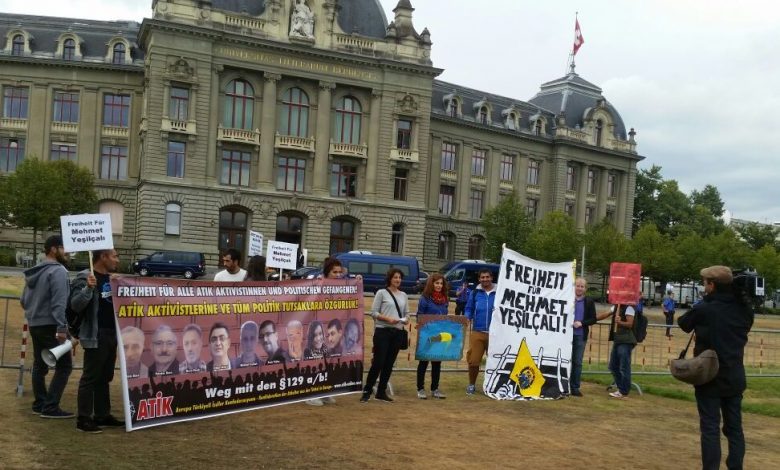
[336,0,388,39]
[212,0,266,17]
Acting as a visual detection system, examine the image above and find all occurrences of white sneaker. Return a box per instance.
[321,396,336,404]
[609,391,626,399]
[305,398,324,406]
[417,389,427,400]
[432,389,446,399]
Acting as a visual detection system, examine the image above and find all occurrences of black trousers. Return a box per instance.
[416,361,441,391]
[696,392,744,470]
[77,328,117,421]
[29,325,72,413]
[664,311,675,336]
[363,327,403,396]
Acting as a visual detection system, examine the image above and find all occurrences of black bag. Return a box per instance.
[632,308,648,343]
[385,289,409,350]
[66,278,86,337]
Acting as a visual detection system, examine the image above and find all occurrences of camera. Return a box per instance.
[732,268,765,310]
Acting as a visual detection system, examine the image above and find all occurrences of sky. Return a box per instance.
[2,0,779,224]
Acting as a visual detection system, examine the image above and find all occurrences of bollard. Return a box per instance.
[17,321,28,397]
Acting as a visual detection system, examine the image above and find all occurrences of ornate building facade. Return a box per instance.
[0,0,643,271]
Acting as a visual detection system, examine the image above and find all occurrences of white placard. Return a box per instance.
[266,240,298,270]
[248,231,264,257]
[60,213,114,252]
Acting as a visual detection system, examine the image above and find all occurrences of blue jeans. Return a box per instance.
[696,392,744,470]
[608,343,634,395]
[570,334,586,392]
[30,325,73,413]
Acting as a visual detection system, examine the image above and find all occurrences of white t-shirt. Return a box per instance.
[214,269,247,282]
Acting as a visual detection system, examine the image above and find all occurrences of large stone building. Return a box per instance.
[0,0,644,271]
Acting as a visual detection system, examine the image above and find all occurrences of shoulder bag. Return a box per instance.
[385,289,409,350]
[670,333,719,385]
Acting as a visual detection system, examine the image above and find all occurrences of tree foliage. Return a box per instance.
[525,211,581,263]
[584,218,628,277]
[627,223,677,283]
[481,192,534,262]
[734,222,779,251]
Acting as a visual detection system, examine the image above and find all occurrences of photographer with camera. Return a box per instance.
[678,266,754,470]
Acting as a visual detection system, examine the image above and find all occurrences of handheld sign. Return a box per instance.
[248,231,264,257]
[266,240,298,271]
[608,262,641,305]
[60,213,114,253]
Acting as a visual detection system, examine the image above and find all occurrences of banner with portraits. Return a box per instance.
[483,247,576,400]
[113,277,364,431]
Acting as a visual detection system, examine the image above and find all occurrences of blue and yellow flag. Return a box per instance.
[509,338,545,397]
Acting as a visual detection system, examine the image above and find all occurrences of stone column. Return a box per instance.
[258,72,280,189]
[80,86,99,171]
[617,170,630,234]
[457,142,473,217]
[515,154,528,202]
[576,163,588,229]
[313,81,335,196]
[29,84,49,159]
[597,167,609,221]
[486,147,501,209]
[206,64,223,179]
[365,89,381,201]
[428,135,443,210]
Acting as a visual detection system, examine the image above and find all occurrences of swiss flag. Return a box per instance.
[573,19,585,55]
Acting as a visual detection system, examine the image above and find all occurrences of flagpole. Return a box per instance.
[568,12,578,74]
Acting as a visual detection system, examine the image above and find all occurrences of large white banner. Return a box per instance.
[484,247,576,400]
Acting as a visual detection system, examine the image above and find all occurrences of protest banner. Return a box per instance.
[266,240,298,271]
[113,277,364,431]
[60,213,114,252]
[484,247,576,400]
[248,231,264,257]
[608,262,642,305]
[414,315,468,362]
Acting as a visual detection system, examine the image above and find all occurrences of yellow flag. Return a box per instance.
[509,338,545,397]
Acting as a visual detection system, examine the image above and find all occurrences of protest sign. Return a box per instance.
[608,262,641,305]
[60,213,114,252]
[415,315,468,362]
[113,277,364,431]
[484,247,576,400]
[248,231,264,257]
[266,240,298,271]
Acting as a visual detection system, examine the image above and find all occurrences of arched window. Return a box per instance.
[468,235,485,260]
[11,34,24,56]
[63,38,76,60]
[329,218,355,254]
[505,112,517,130]
[99,200,124,235]
[165,203,181,235]
[112,42,126,64]
[391,223,404,254]
[534,119,543,136]
[448,99,459,118]
[595,119,604,146]
[437,232,455,260]
[279,87,309,137]
[333,96,362,144]
[276,212,304,245]
[478,106,489,125]
[223,79,254,130]
[219,208,248,252]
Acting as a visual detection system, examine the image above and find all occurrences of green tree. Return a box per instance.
[685,204,726,238]
[627,223,677,284]
[653,179,692,235]
[751,245,780,296]
[690,184,725,217]
[481,192,534,261]
[632,165,663,234]
[525,211,581,263]
[583,217,629,278]
[707,228,752,270]
[1,158,98,254]
[670,229,710,283]
[733,222,779,251]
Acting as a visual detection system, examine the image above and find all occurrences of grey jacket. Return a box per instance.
[69,269,101,348]
[21,260,70,333]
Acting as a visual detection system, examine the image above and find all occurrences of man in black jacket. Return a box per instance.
[678,266,753,470]
[570,277,597,397]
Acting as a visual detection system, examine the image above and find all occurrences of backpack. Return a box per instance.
[65,278,86,337]
[632,307,648,343]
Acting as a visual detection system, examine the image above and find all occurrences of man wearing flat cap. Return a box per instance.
[678,265,754,470]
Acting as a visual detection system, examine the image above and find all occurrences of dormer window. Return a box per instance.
[112,43,126,65]
[11,34,24,56]
[502,109,519,130]
[534,119,543,136]
[478,106,489,125]
[63,39,76,61]
[473,99,492,125]
[447,98,459,118]
[595,119,604,146]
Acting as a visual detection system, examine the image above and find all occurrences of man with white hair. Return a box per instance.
[231,321,263,368]
[286,320,304,361]
[148,325,179,377]
[120,326,148,379]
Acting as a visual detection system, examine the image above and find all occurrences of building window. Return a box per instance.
[112,42,126,64]
[468,235,485,260]
[279,87,309,137]
[438,185,455,215]
[607,173,617,198]
[505,112,517,130]
[469,190,484,219]
[102,94,130,127]
[99,201,124,235]
[534,119,543,136]
[441,142,457,171]
[564,201,575,218]
[11,34,24,56]
[330,218,355,254]
[223,79,254,130]
[63,38,76,60]
[3,86,28,118]
[393,168,408,201]
[167,141,185,178]
[330,163,357,198]
[396,119,412,149]
[220,149,251,186]
[566,165,576,191]
[333,96,361,144]
[585,206,595,225]
[595,119,604,146]
[100,145,128,180]
[447,99,459,118]
[169,86,189,121]
[50,143,76,162]
[587,169,597,195]
[527,160,540,185]
[471,149,486,177]
[500,154,513,181]
[219,208,247,252]
[391,223,404,254]
[437,232,455,260]
[277,156,306,192]
[276,213,303,245]
[526,198,538,219]
[165,203,181,235]
[0,138,24,173]
[478,106,489,125]
[53,92,79,123]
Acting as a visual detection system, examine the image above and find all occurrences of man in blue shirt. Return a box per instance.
[464,269,496,395]
[663,290,676,337]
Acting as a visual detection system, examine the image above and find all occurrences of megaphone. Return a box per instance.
[43,339,73,367]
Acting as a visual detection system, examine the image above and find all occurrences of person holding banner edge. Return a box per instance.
[465,269,497,396]
[570,277,597,397]
[416,273,450,400]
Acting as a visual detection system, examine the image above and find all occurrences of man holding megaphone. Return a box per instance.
[21,235,75,419]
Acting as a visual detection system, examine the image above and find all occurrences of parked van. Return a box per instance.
[133,251,206,279]
[440,260,500,297]
[322,251,424,294]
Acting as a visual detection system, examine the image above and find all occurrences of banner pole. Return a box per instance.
[88,250,94,275]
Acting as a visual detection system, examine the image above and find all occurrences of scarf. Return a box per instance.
[431,291,448,305]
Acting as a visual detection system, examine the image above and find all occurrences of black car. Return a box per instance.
[269,266,320,281]
[133,251,206,279]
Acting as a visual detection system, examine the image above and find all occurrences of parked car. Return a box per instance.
[132,251,206,279]
[440,260,500,297]
[268,266,319,281]
[308,251,424,294]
